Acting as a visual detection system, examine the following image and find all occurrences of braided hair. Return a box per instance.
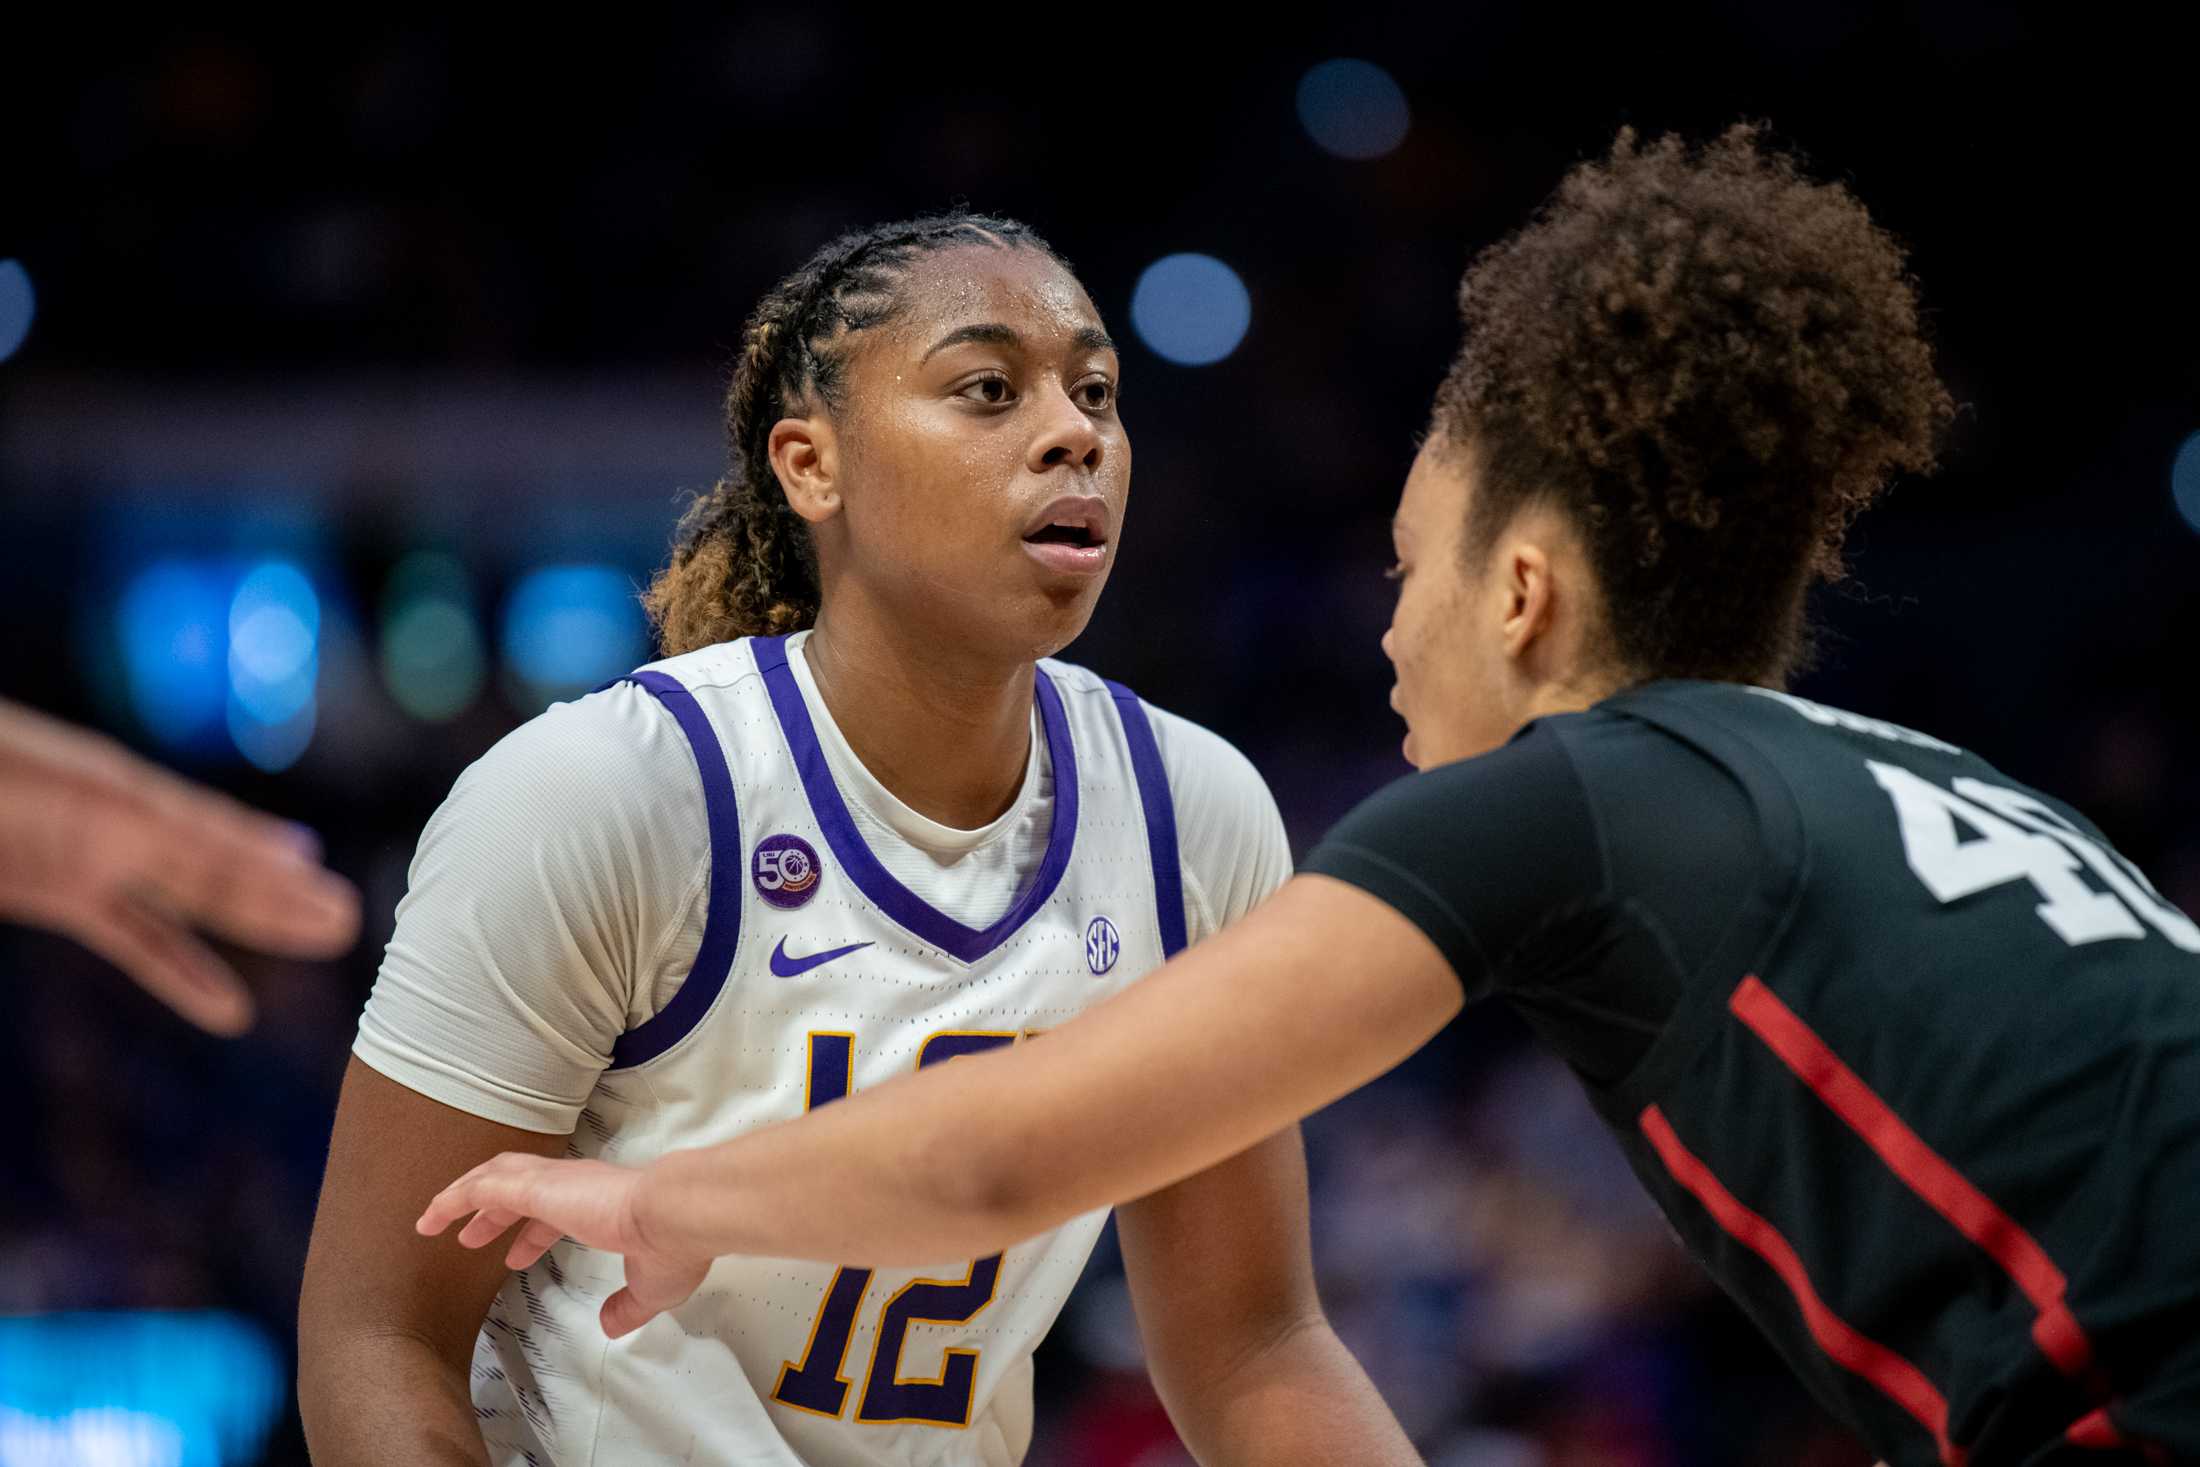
[645,212,1068,655]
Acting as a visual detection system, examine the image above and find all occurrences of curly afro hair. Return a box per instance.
[1431,124,1955,685]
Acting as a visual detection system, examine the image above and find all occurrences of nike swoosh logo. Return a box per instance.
[770,937,875,978]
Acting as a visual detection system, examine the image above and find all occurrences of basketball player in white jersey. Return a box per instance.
[299,214,1419,1467]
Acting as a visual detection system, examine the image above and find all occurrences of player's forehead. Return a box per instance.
[890,243,1105,355]
[1397,439,1472,543]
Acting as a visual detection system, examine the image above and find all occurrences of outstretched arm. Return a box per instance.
[420,875,1462,1335]
[0,697,360,1033]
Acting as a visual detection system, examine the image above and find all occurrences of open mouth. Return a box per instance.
[1021,495,1111,556]
[1021,496,1112,577]
[1023,522,1101,549]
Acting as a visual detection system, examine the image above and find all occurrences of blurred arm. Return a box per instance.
[625,873,1461,1265]
[299,1059,567,1466]
[0,697,360,1033]
[1118,1127,1422,1467]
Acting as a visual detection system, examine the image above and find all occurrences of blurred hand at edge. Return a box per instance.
[0,697,362,1034]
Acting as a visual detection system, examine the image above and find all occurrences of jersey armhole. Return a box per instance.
[1103,681,1189,958]
[605,669,744,1069]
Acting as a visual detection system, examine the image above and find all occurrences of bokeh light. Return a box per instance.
[227,562,319,725]
[118,561,231,749]
[501,563,648,702]
[226,561,320,771]
[0,259,34,363]
[1130,254,1252,367]
[0,1311,284,1467]
[2172,430,2200,535]
[228,693,318,772]
[380,552,487,721]
[1296,59,1410,160]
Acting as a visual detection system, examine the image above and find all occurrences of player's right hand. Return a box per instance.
[0,698,361,1035]
[416,1152,714,1339]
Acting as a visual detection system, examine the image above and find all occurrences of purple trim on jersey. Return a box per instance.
[751,635,1080,965]
[1105,681,1187,957]
[606,670,743,1069]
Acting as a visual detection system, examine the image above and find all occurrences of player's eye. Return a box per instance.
[958,375,1015,406]
[1383,561,1408,582]
[1074,377,1116,412]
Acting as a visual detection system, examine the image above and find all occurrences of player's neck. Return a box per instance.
[1514,664,1629,728]
[799,607,1035,832]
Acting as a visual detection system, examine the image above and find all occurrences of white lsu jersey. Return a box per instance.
[473,634,1202,1467]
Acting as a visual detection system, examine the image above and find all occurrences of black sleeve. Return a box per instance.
[1302,724,1605,1002]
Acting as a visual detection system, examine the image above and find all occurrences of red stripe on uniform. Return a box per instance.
[1638,1104,1967,1467]
[2067,1407,2126,1448]
[1727,976,2096,1381]
[2066,1406,2172,1465]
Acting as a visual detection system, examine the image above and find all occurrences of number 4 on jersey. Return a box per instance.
[1868,761,2200,952]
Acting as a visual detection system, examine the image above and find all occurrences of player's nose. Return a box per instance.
[1381,627,1398,664]
[1029,383,1104,475]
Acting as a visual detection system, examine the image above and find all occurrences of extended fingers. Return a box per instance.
[0,704,359,975]
[505,1219,563,1271]
[141,801,361,959]
[71,894,255,1036]
[417,1155,536,1237]
[457,1208,526,1250]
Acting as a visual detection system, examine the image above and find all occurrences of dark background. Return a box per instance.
[3,6,2195,1464]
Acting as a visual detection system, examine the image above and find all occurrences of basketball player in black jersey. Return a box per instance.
[421,128,2200,1466]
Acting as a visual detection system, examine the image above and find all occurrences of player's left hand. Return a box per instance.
[416,1152,712,1339]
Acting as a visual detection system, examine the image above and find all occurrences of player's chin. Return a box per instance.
[1011,572,1109,657]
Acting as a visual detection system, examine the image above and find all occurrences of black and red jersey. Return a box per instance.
[1308,680,2200,1466]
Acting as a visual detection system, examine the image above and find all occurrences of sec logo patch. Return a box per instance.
[1085,915,1121,976]
[753,833,823,910]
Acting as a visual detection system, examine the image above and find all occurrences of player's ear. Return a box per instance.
[1498,536,1555,660]
[769,412,843,524]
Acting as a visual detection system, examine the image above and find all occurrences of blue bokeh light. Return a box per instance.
[1296,59,1410,161]
[118,561,231,748]
[0,1406,185,1467]
[501,563,648,697]
[0,259,34,363]
[223,561,320,772]
[116,557,325,768]
[0,1311,285,1467]
[227,561,320,726]
[228,696,317,773]
[1130,254,1252,367]
[2172,431,2200,535]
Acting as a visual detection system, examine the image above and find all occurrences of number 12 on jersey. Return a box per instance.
[771,1031,1020,1428]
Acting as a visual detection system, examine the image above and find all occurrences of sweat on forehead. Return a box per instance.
[885,244,1095,342]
